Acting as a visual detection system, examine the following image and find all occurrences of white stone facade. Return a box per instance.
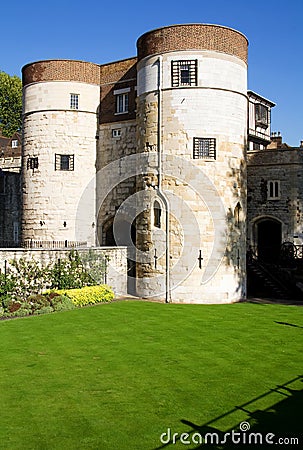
[135,49,247,302]
[23,81,99,245]
[21,24,252,303]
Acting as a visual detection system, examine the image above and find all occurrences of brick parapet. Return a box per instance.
[99,57,137,85]
[22,60,101,86]
[137,24,248,63]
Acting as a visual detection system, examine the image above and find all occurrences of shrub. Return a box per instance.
[11,305,32,317]
[50,250,93,289]
[8,301,21,313]
[27,294,51,313]
[7,258,52,300]
[50,294,75,312]
[36,306,54,315]
[54,285,114,307]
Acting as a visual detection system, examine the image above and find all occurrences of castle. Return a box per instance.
[1,24,302,302]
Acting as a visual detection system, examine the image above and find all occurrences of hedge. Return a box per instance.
[54,285,114,307]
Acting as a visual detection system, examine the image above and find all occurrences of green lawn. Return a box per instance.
[0,301,302,449]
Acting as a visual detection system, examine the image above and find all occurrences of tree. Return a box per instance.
[0,71,22,137]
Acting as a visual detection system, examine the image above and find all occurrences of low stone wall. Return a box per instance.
[0,246,127,297]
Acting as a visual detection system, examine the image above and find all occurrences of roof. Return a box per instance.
[247,90,276,107]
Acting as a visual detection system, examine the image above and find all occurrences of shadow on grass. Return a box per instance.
[275,321,303,329]
[155,375,303,449]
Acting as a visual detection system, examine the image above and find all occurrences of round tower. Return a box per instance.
[22,60,100,246]
[136,24,248,302]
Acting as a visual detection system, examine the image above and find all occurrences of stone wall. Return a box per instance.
[0,247,128,296]
[135,45,247,303]
[247,147,303,245]
[0,170,21,245]
[22,79,100,245]
[96,121,137,245]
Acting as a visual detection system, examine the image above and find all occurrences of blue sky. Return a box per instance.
[2,0,302,145]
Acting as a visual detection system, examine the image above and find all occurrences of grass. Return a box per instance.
[0,301,302,449]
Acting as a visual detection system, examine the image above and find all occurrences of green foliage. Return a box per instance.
[0,71,22,137]
[26,294,51,313]
[0,251,112,318]
[50,250,92,289]
[55,285,114,307]
[36,306,54,315]
[50,294,75,312]
[7,258,52,300]
[0,272,16,305]
[80,250,109,285]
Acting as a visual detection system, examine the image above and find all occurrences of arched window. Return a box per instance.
[154,200,161,228]
[234,202,242,228]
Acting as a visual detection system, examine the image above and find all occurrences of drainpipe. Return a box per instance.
[156,55,170,303]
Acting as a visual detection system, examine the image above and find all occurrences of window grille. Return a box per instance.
[55,154,74,171]
[27,157,39,170]
[70,93,79,110]
[193,138,216,159]
[171,60,197,87]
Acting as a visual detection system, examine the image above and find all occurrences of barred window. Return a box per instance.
[27,157,39,170]
[255,103,268,127]
[193,138,216,159]
[70,93,79,110]
[172,60,197,87]
[55,154,74,171]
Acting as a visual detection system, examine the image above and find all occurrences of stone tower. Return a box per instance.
[22,60,100,246]
[135,24,248,302]
[21,24,248,303]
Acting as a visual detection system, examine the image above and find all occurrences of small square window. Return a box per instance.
[11,140,18,148]
[193,138,216,159]
[70,94,79,110]
[116,93,128,114]
[112,128,121,138]
[267,180,280,200]
[27,157,39,170]
[172,60,198,87]
[55,154,74,171]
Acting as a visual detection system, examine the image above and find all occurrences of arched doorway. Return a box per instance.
[104,218,137,295]
[257,219,282,262]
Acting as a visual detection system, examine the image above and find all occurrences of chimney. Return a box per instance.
[270,131,282,148]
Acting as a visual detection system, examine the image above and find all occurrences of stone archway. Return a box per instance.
[103,217,137,295]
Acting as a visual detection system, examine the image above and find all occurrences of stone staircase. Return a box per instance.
[247,258,294,300]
